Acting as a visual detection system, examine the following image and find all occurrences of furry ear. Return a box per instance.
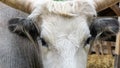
[90,17,119,42]
[8,18,26,37]
[8,18,40,40]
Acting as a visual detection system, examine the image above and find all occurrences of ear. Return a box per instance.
[8,18,40,40]
[90,17,119,42]
[8,18,26,37]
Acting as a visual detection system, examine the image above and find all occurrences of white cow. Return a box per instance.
[1,0,119,68]
[8,1,96,68]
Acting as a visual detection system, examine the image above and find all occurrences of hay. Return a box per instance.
[87,55,114,68]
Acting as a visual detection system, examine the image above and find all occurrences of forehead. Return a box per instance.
[39,0,96,44]
[41,15,90,44]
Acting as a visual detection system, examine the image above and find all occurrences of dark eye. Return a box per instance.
[84,37,92,47]
[86,37,91,44]
[40,38,48,47]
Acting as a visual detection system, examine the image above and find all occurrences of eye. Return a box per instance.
[40,38,48,47]
[84,37,92,47]
[85,37,91,44]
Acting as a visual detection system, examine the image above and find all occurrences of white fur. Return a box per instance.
[28,0,97,68]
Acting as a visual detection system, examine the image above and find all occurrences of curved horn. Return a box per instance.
[94,0,120,12]
[1,0,119,13]
[0,0,36,13]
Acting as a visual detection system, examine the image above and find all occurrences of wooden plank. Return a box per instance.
[114,32,120,68]
[114,16,120,68]
[110,5,120,16]
[107,42,112,55]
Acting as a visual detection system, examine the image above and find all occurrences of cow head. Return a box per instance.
[2,0,119,68]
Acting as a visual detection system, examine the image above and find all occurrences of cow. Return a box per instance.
[0,0,119,68]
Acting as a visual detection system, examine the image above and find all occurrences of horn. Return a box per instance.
[0,0,36,13]
[93,0,119,12]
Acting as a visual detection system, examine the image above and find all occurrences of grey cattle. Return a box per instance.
[0,0,119,68]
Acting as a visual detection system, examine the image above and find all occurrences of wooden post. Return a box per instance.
[114,17,120,68]
[114,3,120,66]
[99,40,104,55]
[107,42,112,55]
[94,40,100,55]
[114,32,120,68]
